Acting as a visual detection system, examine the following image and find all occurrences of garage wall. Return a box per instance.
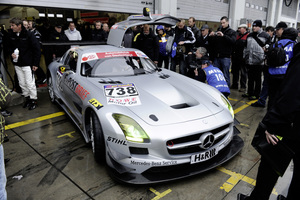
[244,0,268,26]
[176,0,229,22]
[1,0,154,14]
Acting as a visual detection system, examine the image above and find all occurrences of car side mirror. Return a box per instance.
[59,65,71,73]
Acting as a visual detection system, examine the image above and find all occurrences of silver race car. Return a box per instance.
[47,9,244,184]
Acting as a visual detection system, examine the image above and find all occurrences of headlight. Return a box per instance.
[112,114,150,143]
[221,95,234,118]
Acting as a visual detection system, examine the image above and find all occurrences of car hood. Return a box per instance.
[89,73,224,126]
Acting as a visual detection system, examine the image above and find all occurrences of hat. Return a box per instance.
[201,24,209,30]
[275,22,288,30]
[253,20,262,27]
[281,27,298,41]
[156,25,164,30]
[199,55,210,65]
[238,24,247,28]
[55,23,62,28]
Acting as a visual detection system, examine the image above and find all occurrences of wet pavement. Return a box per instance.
[2,86,293,200]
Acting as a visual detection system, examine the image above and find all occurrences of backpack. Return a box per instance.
[266,41,295,66]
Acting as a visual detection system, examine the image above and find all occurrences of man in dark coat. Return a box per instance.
[8,18,41,110]
[209,16,236,87]
[237,42,300,200]
[91,21,105,42]
[48,23,69,60]
[133,24,159,64]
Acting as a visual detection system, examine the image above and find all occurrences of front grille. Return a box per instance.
[166,124,230,155]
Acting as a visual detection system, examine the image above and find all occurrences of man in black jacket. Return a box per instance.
[49,23,69,60]
[231,24,249,91]
[209,16,236,87]
[8,18,41,110]
[91,21,105,42]
[171,19,196,75]
[133,24,159,64]
[188,17,201,47]
[238,43,300,200]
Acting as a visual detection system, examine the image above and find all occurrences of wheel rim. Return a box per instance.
[48,77,54,101]
[90,115,95,153]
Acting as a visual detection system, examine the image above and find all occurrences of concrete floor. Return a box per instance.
[2,85,293,200]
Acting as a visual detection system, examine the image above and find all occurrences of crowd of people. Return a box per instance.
[1,15,300,200]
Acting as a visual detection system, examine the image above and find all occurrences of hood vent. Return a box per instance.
[99,79,122,84]
[171,103,190,109]
[159,73,170,79]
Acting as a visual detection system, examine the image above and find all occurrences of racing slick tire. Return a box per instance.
[89,111,106,163]
[47,74,56,103]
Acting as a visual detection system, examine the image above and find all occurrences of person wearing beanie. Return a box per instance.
[242,19,270,100]
[275,21,288,40]
[156,25,169,68]
[266,27,297,110]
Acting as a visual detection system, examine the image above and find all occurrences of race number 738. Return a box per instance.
[104,84,138,97]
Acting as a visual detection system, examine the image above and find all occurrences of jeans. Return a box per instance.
[256,67,269,106]
[213,57,231,87]
[171,55,187,75]
[246,64,263,98]
[0,145,7,200]
[231,59,247,89]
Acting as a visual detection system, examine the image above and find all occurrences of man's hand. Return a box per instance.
[265,130,279,145]
[178,41,185,45]
[12,53,17,59]
[32,66,38,71]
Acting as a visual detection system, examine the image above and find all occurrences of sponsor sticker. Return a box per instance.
[104,83,141,106]
[81,51,148,63]
[81,53,98,62]
[190,148,218,164]
[89,98,103,110]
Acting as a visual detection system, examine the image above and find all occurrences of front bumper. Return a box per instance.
[107,134,244,184]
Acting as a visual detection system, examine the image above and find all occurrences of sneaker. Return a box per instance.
[251,102,265,107]
[3,135,9,143]
[28,99,37,110]
[23,97,31,108]
[248,96,257,100]
[237,193,250,200]
[1,110,13,117]
[242,93,249,98]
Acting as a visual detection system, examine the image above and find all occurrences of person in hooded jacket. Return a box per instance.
[237,42,300,200]
[156,25,169,68]
[267,27,298,111]
[133,24,159,64]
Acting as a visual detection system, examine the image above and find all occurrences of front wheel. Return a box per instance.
[89,111,106,163]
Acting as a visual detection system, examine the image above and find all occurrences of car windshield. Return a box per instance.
[81,56,157,77]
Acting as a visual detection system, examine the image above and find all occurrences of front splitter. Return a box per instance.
[107,135,244,184]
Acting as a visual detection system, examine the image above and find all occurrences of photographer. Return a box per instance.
[186,47,207,78]
[194,55,230,98]
[208,16,236,87]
